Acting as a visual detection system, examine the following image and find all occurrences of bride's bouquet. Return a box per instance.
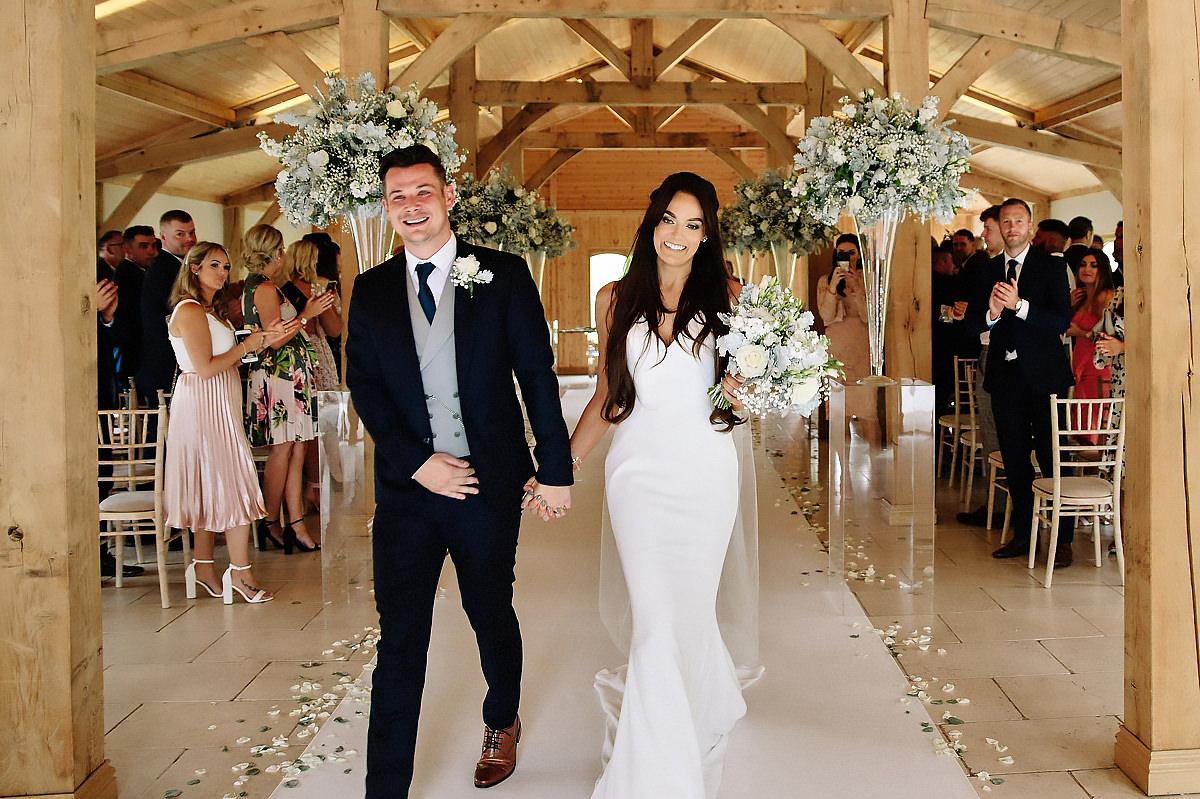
[709,276,843,418]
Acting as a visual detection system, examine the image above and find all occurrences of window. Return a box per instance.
[589,252,627,327]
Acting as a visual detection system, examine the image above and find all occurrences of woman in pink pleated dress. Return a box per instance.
[164,242,296,603]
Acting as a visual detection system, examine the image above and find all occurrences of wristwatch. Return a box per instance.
[1014,298,1025,314]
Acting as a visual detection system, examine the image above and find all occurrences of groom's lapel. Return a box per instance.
[453,242,481,384]
[384,258,423,382]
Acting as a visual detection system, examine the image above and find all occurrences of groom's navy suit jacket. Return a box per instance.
[346,242,572,510]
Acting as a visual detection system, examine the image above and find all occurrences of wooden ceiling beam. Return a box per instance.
[1052,122,1121,149]
[222,180,278,207]
[377,1,889,19]
[930,37,1019,121]
[1034,78,1122,128]
[244,32,328,99]
[256,201,284,227]
[707,147,757,181]
[96,0,341,75]
[473,80,808,106]
[524,149,582,191]
[961,167,1050,209]
[96,123,288,181]
[949,114,1121,169]
[391,13,504,92]
[723,102,793,154]
[96,73,235,127]
[925,0,1120,68]
[520,131,766,149]
[561,19,632,80]
[100,166,181,233]
[629,19,654,86]
[655,19,722,75]
[842,19,882,54]
[1085,166,1123,203]
[769,15,883,95]
[390,17,434,49]
[477,103,559,175]
[859,47,1034,122]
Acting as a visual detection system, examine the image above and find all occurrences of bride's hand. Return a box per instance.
[522,478,571,521]
[720,372,745,411]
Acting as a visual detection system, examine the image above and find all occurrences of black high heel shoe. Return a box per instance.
[255,518,285,552]
[282,521,321,554]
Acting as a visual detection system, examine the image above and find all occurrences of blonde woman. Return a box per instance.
[283,239,342,391]
[241,224,335,554]
[165,242,296,602]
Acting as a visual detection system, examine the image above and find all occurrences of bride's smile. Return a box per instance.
[653,191,707,267]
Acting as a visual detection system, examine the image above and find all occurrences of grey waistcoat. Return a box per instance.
[407,269,470,457]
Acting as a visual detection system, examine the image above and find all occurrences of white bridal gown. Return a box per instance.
[593,319,749,799]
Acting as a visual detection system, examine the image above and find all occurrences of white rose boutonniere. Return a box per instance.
[450,254,494,298]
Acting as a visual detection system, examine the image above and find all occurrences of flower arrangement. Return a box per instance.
[448,164,540,253]
[259,72,463,228]
[531,203,576,258]
[723,170,839,256]
[709,275,844,418]
[791,89,971,226]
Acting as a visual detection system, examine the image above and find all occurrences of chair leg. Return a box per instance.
[1093,511,1103,568]
[156,527,170,609]
[114,528,125,588]
[986,464,997,531]
[1112,498,1125,585]
[1028,500,1041,571]
[1044,506,1062,589]
[963,447,978,511]
[949,434,961,488]
[1001,497,1012,544]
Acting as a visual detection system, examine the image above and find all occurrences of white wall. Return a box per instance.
[99,184,310,247]
[1050,190,1123,243]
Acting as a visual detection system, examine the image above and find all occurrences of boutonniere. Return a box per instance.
[450,254,494,298]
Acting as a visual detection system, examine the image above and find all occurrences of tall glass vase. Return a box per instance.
[769,239,796,293]
[526,250,547,293]
[344,203,394,274]
[852,205,905,384]
[730,247,752,283]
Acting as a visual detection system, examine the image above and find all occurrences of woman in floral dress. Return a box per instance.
[241,224,335,553]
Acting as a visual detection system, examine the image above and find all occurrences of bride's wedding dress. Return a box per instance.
[592,319,753,799]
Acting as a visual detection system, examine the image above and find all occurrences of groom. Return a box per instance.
[346,144,573,796]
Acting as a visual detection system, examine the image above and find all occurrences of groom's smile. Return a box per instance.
[382,161,457,259]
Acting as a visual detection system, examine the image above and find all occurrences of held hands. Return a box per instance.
[989,279,1020,318]
[414,453,479,499]
[521,477,571,521]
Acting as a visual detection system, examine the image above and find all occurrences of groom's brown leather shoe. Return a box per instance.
[473,715,520,788]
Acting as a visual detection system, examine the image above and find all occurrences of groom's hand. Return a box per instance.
[522,479,571,521]
[413,454,478,499]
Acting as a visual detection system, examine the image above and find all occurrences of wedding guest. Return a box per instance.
[97,230,123,280]
[241,224,334,554]
[304,231,344,379]
[950,228,977,271]
[1032,218,1068,255]
[284,238,344,511]
[1112,221,1125,288]
[138,210,197,408]
[111,225,157,391]
[1066,247,1116,404]
[165,242,295,603]
[1067,215,1094,249]
[817,233,877,442]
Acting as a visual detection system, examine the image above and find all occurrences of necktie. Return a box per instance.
[1006,258,1018,283]
[416,262,436,323]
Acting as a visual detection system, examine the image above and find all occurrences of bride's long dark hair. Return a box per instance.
[602,171,741,431]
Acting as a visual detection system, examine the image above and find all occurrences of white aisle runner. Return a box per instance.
[270,385,976,798]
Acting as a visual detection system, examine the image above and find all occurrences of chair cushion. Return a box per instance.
[1032,476,1114,500]
[938,414,974,429]
[100,490,156,513]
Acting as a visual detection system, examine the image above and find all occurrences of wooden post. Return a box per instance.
[883,0,931,382]
[340,0,389,90]
[0,0,116,797]
[223,205,245,274]
[450,48,478,177]
[1114,0,1200,793]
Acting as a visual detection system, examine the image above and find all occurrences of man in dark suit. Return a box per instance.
[968,198,1076,567]
[136,209,196,407]
[110,225,157,390]
[346,145,573,797]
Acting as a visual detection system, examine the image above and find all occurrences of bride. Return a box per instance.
[564,172,755,798]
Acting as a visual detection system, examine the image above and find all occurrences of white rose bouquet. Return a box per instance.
[709,275,843,417]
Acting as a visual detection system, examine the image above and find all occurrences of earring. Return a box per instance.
[701,237,708,243]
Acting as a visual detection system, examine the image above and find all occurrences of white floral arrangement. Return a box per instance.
[791,89,972,226]
[531,203,576,258]
[259,72,463,228]
[723,170,840,256]
[450,254,493,297]
[448,164,541,253]
[709,275,844,418]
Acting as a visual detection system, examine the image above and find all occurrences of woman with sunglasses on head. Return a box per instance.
[164,242,296,603]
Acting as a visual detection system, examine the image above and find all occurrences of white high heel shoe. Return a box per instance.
[184,558,221,599]
[222,563,273,604]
